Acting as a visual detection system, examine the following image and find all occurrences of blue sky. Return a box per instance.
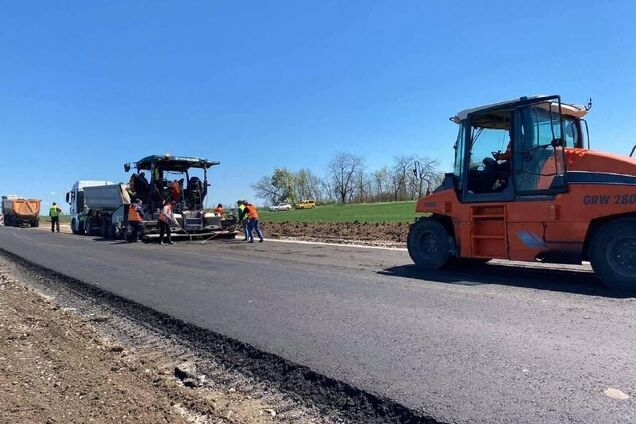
[1,1,635,211]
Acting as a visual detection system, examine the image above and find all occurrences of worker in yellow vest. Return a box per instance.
[49,202,62,233]
[244,202,264,243]
[237,200,251,241]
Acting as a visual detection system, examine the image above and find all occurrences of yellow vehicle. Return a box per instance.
[295,200,316,209]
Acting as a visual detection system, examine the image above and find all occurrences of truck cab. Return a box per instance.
[66,180,113,234]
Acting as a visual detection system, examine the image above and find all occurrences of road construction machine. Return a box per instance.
[408,95,636,290]
[66,181,131,237]
[66,155,237,241]
[122,154,237,240]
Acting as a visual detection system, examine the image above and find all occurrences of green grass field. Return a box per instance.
[258,201,420,223]
[39,202,420,225]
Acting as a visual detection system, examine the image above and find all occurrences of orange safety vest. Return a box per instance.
[246,204,258,219]
[128,205,142,222]
[214,207,224,216]
[170,181,181,201]
[159,203,173,224]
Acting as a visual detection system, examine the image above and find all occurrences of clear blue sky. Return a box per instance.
[2,1,635,211]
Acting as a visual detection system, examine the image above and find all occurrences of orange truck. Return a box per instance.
[408,95,636,290]
[2,195,41,227]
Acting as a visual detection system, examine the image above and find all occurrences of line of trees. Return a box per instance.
[252,152,443,205]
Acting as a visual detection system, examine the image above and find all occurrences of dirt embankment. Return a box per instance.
[0,260,281,424]
[39,218,412,246]
[260,222,410,246]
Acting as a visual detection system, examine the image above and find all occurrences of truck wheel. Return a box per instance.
[31,218,39,228]
[106,224,115,240]
[71,219,78,234]
[589,218,636,291]
[407,218,452,271]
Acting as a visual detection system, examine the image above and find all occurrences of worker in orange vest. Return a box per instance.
[170,180,181,203]
[127,199,145,243]
[158,200,176,245]
[213,203,224,217]
[245,202,264,243]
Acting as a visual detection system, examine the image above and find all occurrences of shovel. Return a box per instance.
[171,217,193,242]
[200,222,239,245]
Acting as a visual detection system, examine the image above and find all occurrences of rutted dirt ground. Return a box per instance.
[41,220,410,247]
[0,258,305,424]
[260,222,409,247]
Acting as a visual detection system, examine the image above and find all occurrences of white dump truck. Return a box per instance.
[66,180,130,237]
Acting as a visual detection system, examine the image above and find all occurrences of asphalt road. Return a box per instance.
[1,227,634,423]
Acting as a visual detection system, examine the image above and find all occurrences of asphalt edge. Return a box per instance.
[0,247,443,424]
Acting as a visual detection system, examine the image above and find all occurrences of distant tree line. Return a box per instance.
[252,152,443,205]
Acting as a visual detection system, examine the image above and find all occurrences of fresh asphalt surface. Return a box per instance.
[1,227,634,423]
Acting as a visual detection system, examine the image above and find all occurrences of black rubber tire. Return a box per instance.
[589,218,636,291]
[71,219,78,234]
[106,223,115,240]
[31,218,39,228]
[407,218,452,271]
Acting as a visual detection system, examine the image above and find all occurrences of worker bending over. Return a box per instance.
[158,200,176,245]
[245,202,264,243]
[128,199,145,242]
[238,200,250,241]
[49,202,62,233]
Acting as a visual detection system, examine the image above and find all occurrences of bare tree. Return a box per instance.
[251,168,297,205]
[327,152,364,204]
[412,156,441,197]
[391,155,414,201]
[251,176,278,205]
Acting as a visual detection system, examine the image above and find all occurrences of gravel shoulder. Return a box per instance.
[0,251,438,424]
[0,256,301,424]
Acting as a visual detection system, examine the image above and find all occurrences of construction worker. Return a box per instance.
[245,202,264,243]
[158,200,176,245]
[237,200,250,241]
[214,203,224,217]
[128,174,137,196]
[170,180,181,203]
[49,202,62,233]
[136,172,150,202]
[127,199,145,242]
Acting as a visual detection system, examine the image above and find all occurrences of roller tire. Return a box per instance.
[407,218,452,271]
[589,218,636,291]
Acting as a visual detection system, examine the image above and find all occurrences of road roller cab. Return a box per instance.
[408,95,636,290]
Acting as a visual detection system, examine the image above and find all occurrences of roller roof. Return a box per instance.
[452,95,588,123]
